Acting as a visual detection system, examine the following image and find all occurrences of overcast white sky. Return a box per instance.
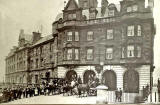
[0,0,159,83]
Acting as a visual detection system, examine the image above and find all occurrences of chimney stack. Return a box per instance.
[32,32,42,44]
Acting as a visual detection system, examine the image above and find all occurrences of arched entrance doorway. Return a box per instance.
[123,70,139,93]
[65,70,77,82]
[102,70,117,91]
[83,70,96,84]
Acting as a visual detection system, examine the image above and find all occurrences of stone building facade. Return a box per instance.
[52,0,155,102]
[5,30,58,85]
[5,0,155,103]
[5,29,32,85]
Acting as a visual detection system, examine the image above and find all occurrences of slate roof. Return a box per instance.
[32,34,53,47]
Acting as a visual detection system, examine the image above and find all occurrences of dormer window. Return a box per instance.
[108,10,115,16]
[127,5,138,12]
[68,13,76,20]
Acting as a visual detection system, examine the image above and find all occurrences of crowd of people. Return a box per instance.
[1,85,44,102]
[0,76,124,103]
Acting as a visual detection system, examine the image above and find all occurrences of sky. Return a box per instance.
[0,0,159,84]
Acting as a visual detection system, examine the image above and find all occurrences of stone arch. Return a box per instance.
[102,70,117,91]
[83,70,96,84]
[123,70,139,93]
[65,70,77,82]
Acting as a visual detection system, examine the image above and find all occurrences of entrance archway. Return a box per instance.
[65,70,77,82]
[102,70,117,91]
[123,70,139,93]
[83,70,96,84]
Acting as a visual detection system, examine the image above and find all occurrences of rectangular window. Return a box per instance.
[75,49,79,60]
[84,2,88,8]
[137,46,141,58]
[73,14,76,19]
[122,28,125,39]
[108,10,115,16]
[36,59,38,68]
[87,31,94,41]
[68,14,76,20]
[87,48,93,60]
[127,6,132,12]
[127,5,138,12]
[127,25,134,36]
[122,47,125,58]
[127,45,134,58]
[106,48,113,59]
[75,31,79,41]
[107,29,114,39]
[67,32,72,41]
[90,13,96,19]
[67,49,73,60]
[137,25,142,36]
[133,5,138,11]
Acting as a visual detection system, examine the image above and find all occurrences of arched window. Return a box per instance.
[83,70,96,84]
[65,70,77,82]
[123,70,139,93]
[102,70,117,91]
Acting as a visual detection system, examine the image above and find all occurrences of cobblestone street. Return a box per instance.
[3,94,97,104]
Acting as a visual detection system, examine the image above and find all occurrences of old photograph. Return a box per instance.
[0,0,160,104]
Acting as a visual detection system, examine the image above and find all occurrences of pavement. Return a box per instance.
[2,94,160,104]
[2,94,97,104]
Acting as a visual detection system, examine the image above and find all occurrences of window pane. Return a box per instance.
[67,32,72,41]
[75,49,79,60]
[84,2,87,8]
[137,46,141,57]
[133,5,138,11]
[137,25,142,36]
[108,10,115,16]
[107,29,113,39]
[68,14,72,20]
[127,7,132,12]
[75,32,79,41]
[87,31,93,41]
[73,14,76,19]
[122,47,125,58]
[106,48,113,59]
[128,26,134,36]
[87,49,93,60]
[121,28,124,39]
[67,49,72,60]
[68,14,76,20]
[127,45,134,57]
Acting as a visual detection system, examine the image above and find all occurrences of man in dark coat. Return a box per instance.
[115,88,118,102]
[118,88,122,102]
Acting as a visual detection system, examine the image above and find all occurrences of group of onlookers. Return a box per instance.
[1,85,43,103]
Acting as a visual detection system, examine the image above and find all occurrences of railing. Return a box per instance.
[58,17,118,28]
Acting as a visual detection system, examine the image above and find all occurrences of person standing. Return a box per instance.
[22,88,26,98]
[115,88,118,102]
[78,76,82,84]
[118,88,122,102]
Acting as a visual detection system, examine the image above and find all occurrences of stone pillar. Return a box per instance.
[96,85,108,104]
